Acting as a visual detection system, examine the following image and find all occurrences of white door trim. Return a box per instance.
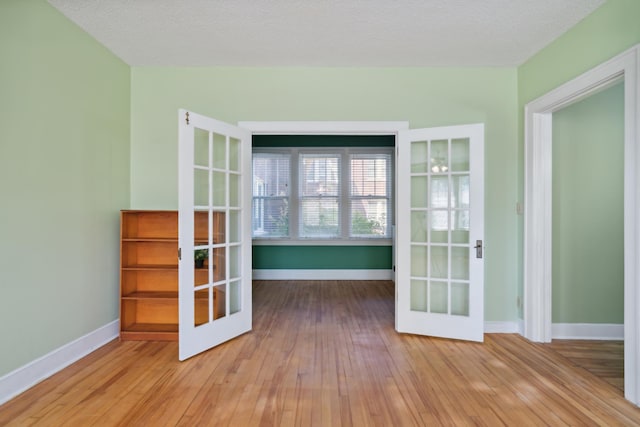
[523,44,640,405]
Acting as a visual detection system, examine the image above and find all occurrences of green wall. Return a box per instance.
[552,83,624,323]
[0,1,130,376]
[130,66,519,322]
[516,0,640,320]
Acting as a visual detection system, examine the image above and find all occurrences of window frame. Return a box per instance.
[252,146,394,245]
[251,151,292,238]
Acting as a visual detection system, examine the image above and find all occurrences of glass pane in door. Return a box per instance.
[410,279,428,312]
[411,141,429,173]
[192,130,229,328]
[451,246,469,280]
[194,289,209,327]
[430,246,448,279]
[451,138,470,172]
[409,135,474,318]
[229,174,240,208]
[229,245,240,279]
[229,211,240,243]
[212,133,226,170]
[229,280,241,314]
[212,172,226,207]
[451,283,469,316]
[212,246,225,282]
[430,211,448,243]
[411,211,428,242]
[194,210,209,246]
[194,128,209,167]
[411,176,429,208]
[411,245,427,277]
[194,169,209,207]
[430,281,448,314]
[214,284,227,319]
[430,140,448,173]
[451,210,469,244]
[229,138,240,172]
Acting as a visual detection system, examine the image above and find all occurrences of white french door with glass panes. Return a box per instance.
[396,124,484,342]
[178,110,252,361]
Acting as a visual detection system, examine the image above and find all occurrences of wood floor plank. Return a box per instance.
[1,280,639,426]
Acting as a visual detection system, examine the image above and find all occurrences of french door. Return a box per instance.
[178,110,252,361]
[396,124,485,342]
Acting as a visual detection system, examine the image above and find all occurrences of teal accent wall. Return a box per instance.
[130,66,519,322]
[552,83,624,324]
[516,0,640,320]
[253,134,395,147]
[0,1,130,376]
[253,246,392,269]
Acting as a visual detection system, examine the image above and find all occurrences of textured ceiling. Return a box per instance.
[48,0,605,67]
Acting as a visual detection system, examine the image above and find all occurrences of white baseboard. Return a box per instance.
[552,323,624,340]
[484,321,520,334]
[0,320,119,405]
[252,269,394,280]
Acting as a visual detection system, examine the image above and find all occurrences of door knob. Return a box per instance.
[474,240,483,259]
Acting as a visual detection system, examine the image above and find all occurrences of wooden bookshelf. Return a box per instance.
[120,210,180,341]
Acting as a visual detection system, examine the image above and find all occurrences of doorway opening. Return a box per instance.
[550,82,624,339]
[523,44,640,405]
[240,121,408,283]
[250,134,396,280]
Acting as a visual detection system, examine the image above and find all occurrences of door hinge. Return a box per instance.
[185,111,190,125]
[178,247,182,260]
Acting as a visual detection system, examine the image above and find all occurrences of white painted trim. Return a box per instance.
[484,321,520,334]
[552,323,624,340]
[523,43,640,405]
[239,121,409,134]
[0,320,118,405]
[523,111,554,343]
[252,269,393,280]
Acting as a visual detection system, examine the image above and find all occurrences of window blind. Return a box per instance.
[252,152,290,237]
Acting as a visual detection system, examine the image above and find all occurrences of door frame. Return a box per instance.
[239,122,407,284]
[523,44,640,404]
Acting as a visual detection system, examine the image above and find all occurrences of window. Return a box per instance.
[252,148,393,241]
[299,153,341,238]
[252,152,290,237]
[350,154,391,238]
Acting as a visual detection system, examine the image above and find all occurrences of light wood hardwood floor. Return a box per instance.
[1,280,638,426]
[547,339,624,393]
